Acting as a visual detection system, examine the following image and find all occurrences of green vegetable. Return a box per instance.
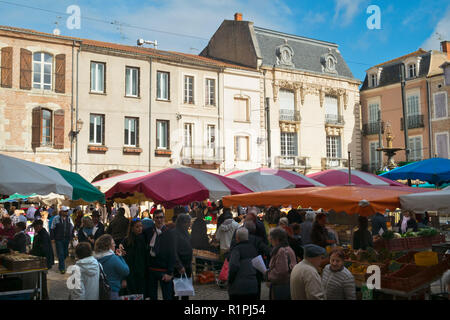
[382,231,395,240]
[417,228,438,237]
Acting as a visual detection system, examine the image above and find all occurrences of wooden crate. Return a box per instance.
[1,254,47,271]
[381,264,429,292]
[384,238,408,251]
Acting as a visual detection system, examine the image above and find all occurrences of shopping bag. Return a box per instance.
[218,258,229,281]
[173,273,195,297]
[119,294,144,300]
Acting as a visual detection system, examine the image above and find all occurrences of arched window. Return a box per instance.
[33,52,53,90]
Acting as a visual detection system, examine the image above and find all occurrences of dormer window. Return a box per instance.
[408,63,417,78]
[370,74,377,87]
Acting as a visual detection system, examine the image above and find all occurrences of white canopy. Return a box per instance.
[399,189,450,214]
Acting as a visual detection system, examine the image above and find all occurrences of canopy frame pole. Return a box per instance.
[348,151,352,185]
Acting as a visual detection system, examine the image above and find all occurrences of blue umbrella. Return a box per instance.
[379,158,450,186]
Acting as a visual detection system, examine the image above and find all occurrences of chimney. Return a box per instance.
[234,12,242,21]
[441,41,450,60]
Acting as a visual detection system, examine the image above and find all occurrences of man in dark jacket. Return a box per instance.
[30,219,54,300]
[7,221,27,253]
[228,227,259,300]
[371,211,388,236]
[106,207,129,248]
[143,209,176,300]
[246,208,268,245]
[50,206,73,274]
[91,211,105,240]
[310,213,335,248]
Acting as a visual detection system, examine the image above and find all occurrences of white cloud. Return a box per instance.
[333,0,367,27]
[421,7,450,50]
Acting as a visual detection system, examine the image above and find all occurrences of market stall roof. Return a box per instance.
[222,185,431,216]
[226,168,324,192]
[92,170,150,193]
[379,158,450,186]
[307,168,405,186]
[105,165,252,208]
[0,193,37,203]
[0,153,105,203]
[399,189,450,214]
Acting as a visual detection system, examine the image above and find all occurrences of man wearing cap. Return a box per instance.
[30,219,53,299]
[50,206,74,274]
[290,244,326,300]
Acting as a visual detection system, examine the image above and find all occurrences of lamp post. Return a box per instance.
[70,119,83,172]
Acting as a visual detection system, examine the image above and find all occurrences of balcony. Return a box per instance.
[279,109,301,122]
[181,146,225,169]
[275,156,311,169]
[321,157,350,170]
[362,122,385,136]
[400,115,425,130]
[325,114,345,126]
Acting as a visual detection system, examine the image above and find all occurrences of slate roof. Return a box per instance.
[360,50,431,91]
[253,26,356,81]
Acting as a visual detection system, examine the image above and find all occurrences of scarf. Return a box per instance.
[149,227,163,257]
[94,249,114,260]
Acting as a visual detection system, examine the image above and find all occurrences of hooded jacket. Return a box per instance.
[96,250,130,292]
[69,256,100,300]
[215,219,239,250]
[228,240,259,296]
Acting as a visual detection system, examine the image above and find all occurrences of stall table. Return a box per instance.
[0,266,46,300]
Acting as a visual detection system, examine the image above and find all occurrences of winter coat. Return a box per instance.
[122,233,148,294]
[93,222,105,240]
[267,246,297,285]
[310,223,329,248]
[255,219,269,244]
[371,213,387,236]
[30,228,54,269]
[190,218,210,250]
[96,251,130,293]
[144,225,176,275]
[106,214,129,241]
[290,259,324,300]
[299,221,313,245]
[173,228,193,277]
[215,219,240,250]
[322,265,356,300]
[50,215,73,241]
[352,229,373,250]
[69,256,100,300]
[7,231,27,253]
[228,240,259,296]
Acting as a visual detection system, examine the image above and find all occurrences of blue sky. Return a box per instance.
[0,0,449,81]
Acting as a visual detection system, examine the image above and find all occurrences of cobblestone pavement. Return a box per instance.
[48,258,270,300]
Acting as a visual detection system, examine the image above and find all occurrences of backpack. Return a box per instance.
[98,263,111,300]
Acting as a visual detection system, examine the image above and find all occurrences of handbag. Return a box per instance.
[218,258,229,282]
[98,263,111,300]
[173,273,195,297]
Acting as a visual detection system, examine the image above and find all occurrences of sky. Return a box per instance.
[0,0,449,81]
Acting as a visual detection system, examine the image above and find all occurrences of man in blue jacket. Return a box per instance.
[50,206,73,274]
[143,209,176,300]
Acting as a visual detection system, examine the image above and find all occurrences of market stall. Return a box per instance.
[307,168,405,186]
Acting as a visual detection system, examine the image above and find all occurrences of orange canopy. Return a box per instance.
[222,185,430,216]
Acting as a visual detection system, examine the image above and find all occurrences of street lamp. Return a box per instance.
[70,119,84,140]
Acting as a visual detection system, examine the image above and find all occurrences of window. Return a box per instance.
[184,123,194,157]
[234,136,249,161]
[279,89,295,110]
[125,67,139,97]
[444,67,450,86]
[233,97,249,122]
[408,64,416,78]
[156,120,169,149]
[368,103,380,123]
[184,75,194,104]
[326,136,341,159]
[33,52,52,90]
[157,71,169,100]
[325,95,339,122]
[436,133,449,159]
[370,141,381,170]
[281,132,297,156]
[407,94,420,115]
[206,124,216,157]
[90,62,105,93]
[370,74,377,87]
[89,114,104,145]
[205,78,216,106]
[408,136,422,161]
[41,109,52,146]
[433,92,448,119]
[124,117,138,147]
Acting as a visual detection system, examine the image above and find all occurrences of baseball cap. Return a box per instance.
[61,206,69,211]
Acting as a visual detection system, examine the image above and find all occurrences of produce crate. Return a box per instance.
[384,238,408,251]
[406,236,429,250]
[381,264,430,292]
[373,239,385,251]
[1,254,47,271]
[395,251,419,264]
[429,234,446,245]
[193,249,220,261]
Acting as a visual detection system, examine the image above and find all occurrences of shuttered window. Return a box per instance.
[368,103,379,123]
[31,107,64,149]
[53,109,65,149]
[433,92,448,119]
[408,136,422,161]
[436,133,449,159]
[20,49,32,90]
[234,98,249,122]
[1,47,13,88]
[370,141,381,168]
[407,95,420,115]
[33,52,53,90]
[55,54,66,93]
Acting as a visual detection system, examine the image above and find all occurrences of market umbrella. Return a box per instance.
[105,165,253,208]
[379,158,450,186]
[400,189,450,214]
[27,193,69,206]
[92,170,150,193]
[226,168,324,192]
[307,168,405,186]
[0,193,37,203]
[222,185,430,216]
[0,153,105,203]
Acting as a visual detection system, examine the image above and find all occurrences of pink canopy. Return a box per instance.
[307,168,405,186]
[227,168,325,192]
[105,166,252,208]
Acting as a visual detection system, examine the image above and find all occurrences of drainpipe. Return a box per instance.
[148,57,152,172]
[263,70,271,168]
[217,68,222,173]
[70,42,75,172]
[400,64,409,162]
[75,45,80,172]
[426,78,433,158]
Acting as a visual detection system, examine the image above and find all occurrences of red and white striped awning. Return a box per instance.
[307,168,405,186]
[92,170,150,192]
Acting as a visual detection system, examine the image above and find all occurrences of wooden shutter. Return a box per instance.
[136,118,139,147]
[55,54,66,93]
[53,109,65,149]
[32,107,42,148]
[20,49,32,90]
[1,47,13,88]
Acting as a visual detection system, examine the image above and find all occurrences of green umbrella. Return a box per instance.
[0,193,37,203]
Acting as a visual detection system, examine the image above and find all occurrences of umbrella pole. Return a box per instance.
[348,151,352,185]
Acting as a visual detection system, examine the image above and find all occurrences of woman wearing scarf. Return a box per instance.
[121,219,148,296]
[322,248,356,300]
[396,211,418,234]
[173,214,193,300]
[78,216,95,247]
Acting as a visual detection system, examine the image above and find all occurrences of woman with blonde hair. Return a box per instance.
[78,216,95,246]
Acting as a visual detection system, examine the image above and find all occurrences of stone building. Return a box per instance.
[201,13,362,173]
